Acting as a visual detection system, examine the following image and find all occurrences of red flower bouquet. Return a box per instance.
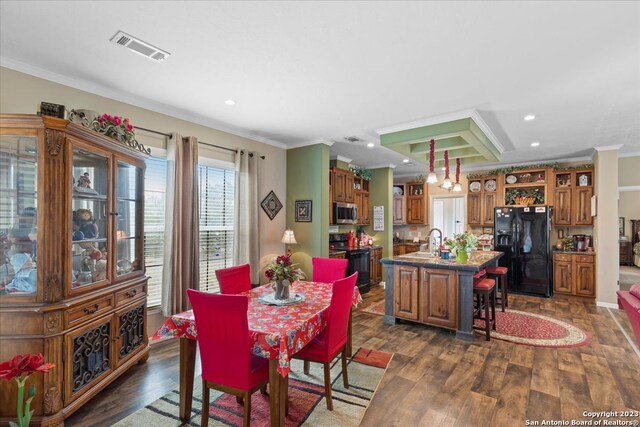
[0,353,55,427]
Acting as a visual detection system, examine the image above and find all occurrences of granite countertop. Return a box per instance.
[382,250,503,271]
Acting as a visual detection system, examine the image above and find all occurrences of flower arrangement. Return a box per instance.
[265,254,305,283]
[90,113,134,142]
[0,353,55,427]
[444,232,479,254]
[350,166,372,181]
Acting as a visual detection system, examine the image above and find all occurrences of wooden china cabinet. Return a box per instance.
[0,114,149,426]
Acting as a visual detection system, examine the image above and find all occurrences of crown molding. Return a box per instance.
[461,155,593,173]
[287,138,334,149]
[594,144,624,152]
[1,57,288,149]
[367,163,397,169]
[374,108,504,154]
[331,155,352,163]
[619,151,640,158]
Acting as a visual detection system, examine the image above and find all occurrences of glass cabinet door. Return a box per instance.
[0,134,38,295]
[71,148,109,289]
[115,160,143,277]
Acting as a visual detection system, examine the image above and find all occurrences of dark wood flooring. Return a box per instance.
[66,285,640,426]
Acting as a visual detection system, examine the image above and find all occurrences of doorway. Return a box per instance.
[431,196,465,240]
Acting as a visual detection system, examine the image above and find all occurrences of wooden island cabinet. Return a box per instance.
[0,114,150,426]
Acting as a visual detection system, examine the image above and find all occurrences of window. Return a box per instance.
[144,157,167,307]
[199,164,235,293]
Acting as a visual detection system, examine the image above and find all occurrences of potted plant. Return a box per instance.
[444,232,479,264]
[265,255,305,299]
[351,166,372,181]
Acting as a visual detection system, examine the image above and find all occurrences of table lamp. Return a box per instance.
[281,229,297,256]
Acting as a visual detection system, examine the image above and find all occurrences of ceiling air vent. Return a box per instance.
[110,31,170,62]
[344,136,362,143]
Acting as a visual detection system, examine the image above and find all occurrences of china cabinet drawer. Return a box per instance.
[115,283,147,307]
[65,295,114,328]
[553,253,572,262]
[575,255,594,263]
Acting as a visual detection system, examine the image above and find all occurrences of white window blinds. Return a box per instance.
[144,157,167,307]
[198,165,235,293]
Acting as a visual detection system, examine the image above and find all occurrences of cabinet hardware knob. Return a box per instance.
[125,290,137,298]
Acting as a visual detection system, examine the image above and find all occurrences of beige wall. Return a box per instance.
[1,66,288,331]
[618,156,640,241]
[595,149,620,306]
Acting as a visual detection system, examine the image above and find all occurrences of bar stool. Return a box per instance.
[485,266,508,312]
[473,278,497,341]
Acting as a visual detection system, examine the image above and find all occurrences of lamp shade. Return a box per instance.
[281,229,297,245]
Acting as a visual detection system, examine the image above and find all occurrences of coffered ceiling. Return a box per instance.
[1,1,639,176]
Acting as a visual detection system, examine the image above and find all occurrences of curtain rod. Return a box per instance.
[136,125,265,159]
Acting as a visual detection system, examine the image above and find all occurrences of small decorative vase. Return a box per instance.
[273,279,290,300]
[456,250,468,264]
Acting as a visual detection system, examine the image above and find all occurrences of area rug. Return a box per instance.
[361,300,385,316]
[474,309,591,347]
[113,347,392,427]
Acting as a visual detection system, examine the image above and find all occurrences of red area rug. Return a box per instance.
[361,300,385,316]
[362,300,590,348]
[474,309,591,347]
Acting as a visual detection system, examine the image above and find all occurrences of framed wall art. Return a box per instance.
[295,200,312,222]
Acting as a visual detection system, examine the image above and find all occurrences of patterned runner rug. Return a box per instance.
[362,300,590,348]
[114,347,392,427]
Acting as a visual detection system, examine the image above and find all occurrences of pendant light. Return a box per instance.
[442,150,452,189]
[453,158,462,192]
[426,139,437,184]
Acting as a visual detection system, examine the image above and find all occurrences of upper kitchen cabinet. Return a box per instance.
[353,175,370,225]
[406,181,428,224]
[467,175,499,227]
[393,184,406,224]
[553,168,593,226]
[331,167,355,203]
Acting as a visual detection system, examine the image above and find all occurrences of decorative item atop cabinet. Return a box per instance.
[553,167,594,226]
[502,168,550,206]
[0,114,150,425]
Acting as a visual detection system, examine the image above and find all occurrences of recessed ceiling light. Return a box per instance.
[403,159,410,163]
[531,142,540,147]
[524,114,536,121]
[225,99,236,106]
[367,142,375,148]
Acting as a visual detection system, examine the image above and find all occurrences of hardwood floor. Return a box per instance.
[66,284,640,426]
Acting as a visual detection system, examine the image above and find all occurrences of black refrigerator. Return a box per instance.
[494,206,552,297]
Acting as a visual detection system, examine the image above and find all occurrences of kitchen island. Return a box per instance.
[381,250,503,340]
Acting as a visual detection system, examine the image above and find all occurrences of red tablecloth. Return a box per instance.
[152,280,362,376]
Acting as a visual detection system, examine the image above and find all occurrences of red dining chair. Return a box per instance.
[312,257,348,283]
[293,272,357,410]
[187,289,268,427]
[216,263,252,294]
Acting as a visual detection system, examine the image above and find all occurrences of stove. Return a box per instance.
[329,233,370,293]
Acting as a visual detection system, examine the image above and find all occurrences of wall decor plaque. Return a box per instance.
[261,190,283,220]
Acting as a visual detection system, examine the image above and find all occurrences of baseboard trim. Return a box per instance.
[596,301,619,309]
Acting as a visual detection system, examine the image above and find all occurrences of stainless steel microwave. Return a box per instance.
[333,202,358,224]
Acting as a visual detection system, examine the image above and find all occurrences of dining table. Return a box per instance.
[152,280,362,427]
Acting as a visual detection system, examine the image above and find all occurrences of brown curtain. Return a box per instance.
[162,134,200,316]
[234,150,260,284]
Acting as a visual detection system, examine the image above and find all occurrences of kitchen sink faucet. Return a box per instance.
[426,228,443,257]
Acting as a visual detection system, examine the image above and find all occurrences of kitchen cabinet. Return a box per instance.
[393,195,406,224]
[405,182,428,225]
[419,268,457,329]
[370,247,383,285]
[502,168,550,207]
[553,168,593,226]
[394,265,419,320]
[353,176,370,225]
[0,114,149,425]
[331,167,355,203]
[467,176,498,227]
[553,252,595,297]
